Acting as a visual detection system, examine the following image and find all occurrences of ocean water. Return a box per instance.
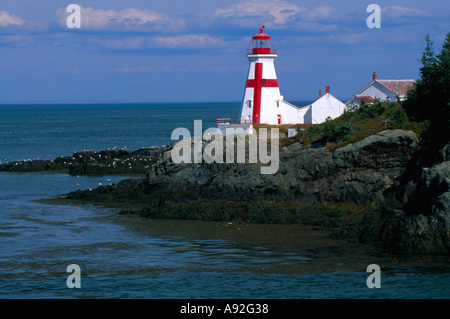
[0,103,449,300]
[0,103,242,163]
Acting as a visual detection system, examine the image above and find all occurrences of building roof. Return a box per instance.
[356,96,375,103]
[354,79,416,98]
[253,25,271,39]
[377,79,415,96]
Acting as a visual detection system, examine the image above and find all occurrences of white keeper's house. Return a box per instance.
[217,26,347,134]
[346,72,415,108]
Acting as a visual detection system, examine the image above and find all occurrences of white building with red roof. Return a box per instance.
[346,72,415,108]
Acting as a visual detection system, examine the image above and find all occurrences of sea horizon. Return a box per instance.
[0,99,330,106]
[2,101,308,164]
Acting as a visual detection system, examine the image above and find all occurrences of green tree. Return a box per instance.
[404,32,450,132]
[404,34,438,121]
[390,104,409,125]
[322,117,353,142]
[434,32,450,129]
[420,34,438,81]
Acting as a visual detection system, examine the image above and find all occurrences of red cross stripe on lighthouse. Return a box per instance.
[246,63,278,124]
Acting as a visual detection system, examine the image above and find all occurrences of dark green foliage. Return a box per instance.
[389,103,409,125]
[404,32,450,132]
[358,99,387,119]
[294,99,415,148]
[321,118,354,142]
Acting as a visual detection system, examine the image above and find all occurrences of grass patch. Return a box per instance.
[282,99,430,150]
[253,124,291,135]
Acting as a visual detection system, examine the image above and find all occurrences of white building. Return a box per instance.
[304,87,347,124]
[346,72,415,108]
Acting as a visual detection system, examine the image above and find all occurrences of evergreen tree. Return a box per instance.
[434,32,450,130]
[420,34,438,81]
[404,32,450,132]
[404,34,436,121]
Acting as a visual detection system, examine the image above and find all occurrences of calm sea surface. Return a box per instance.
[0,103,448,299]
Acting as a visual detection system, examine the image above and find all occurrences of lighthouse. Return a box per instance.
[216,26,347,132]
[239,26,284,125]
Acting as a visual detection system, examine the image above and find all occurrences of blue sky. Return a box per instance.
[0,0,449,103]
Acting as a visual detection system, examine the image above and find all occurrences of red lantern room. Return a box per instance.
[247,26,277,55]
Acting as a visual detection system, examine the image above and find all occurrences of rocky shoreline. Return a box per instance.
[0,145,172,176]
[3,129,449,255]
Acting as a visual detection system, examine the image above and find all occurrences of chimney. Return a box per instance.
[318,89,322,98]
[326,86,330,94]
[372,72,377,81]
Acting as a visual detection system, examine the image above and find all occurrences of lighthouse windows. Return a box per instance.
[262,80,266,87]
[253,39,269,49]
[254,39,268,48]
[247,100,252,108]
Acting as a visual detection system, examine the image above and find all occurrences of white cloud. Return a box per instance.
[210,1,339,28]
[213,0,305,26]
[152,34,226,48]
[86,33,226,51]
[92,37,146,50]
[284,33,367,46]
[301,5,336,21]
[115,66,155,73]
[0,35,30,46]
[382,6,431,19]
[0,10,25,27]
[55,6,185,32]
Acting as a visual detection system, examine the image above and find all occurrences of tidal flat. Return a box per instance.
[39,196,450,276]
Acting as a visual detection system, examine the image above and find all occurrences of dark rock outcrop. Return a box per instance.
[0,146,169,175]
[146,129,419,206]
[381,140,450,254]
[141,129,449,254]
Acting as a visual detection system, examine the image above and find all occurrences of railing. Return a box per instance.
[216,118,252,125]
[246,48,278,55]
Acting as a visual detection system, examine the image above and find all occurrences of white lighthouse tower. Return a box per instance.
[215,26,347,132]
[239,26,284,125]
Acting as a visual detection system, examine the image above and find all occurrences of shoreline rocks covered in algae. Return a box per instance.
[62,129,450,255]
[0,145,172,176]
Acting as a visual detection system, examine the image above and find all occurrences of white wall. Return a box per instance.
[357,81,396,101]
[310,94,346,124]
